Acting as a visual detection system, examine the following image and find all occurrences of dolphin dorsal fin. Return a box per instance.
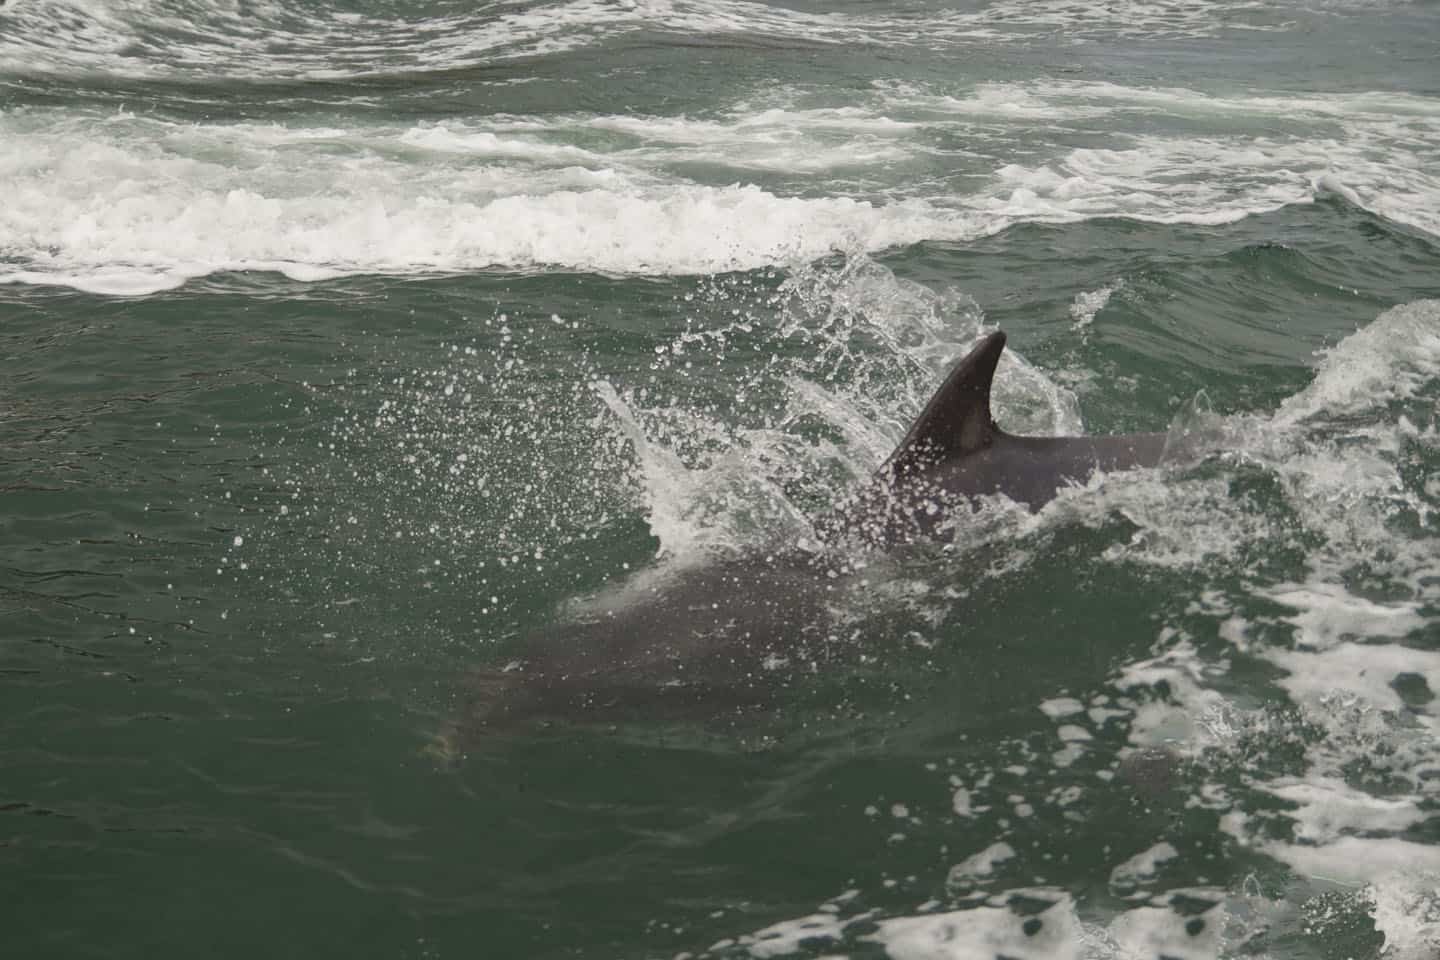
[882,331,1006,478]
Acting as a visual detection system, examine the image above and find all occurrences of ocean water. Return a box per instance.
[4,0,1440,956]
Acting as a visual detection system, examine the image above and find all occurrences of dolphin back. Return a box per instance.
[822,331,1172,546]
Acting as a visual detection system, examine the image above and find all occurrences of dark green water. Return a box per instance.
[4,0,1440,957]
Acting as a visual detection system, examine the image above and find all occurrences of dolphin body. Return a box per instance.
[447,331,1178,743]
[816,330,1169,547]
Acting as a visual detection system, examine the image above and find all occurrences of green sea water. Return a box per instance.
[4,1,1440,957]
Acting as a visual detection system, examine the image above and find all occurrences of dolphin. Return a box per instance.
[442,330,1184,747]
[817,330,1170,547]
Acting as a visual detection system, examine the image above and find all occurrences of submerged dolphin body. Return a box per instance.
[447,331,1181,743]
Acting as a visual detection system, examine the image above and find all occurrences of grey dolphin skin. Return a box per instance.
[818,330,1169,546]
[445,330,1179,746]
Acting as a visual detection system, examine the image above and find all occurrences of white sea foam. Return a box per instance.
[1108,842,1179,897]
[1267,642,1440,719]
[1038,696,1085,719]
[0,0,1305,83]
[0,0,640,79]
[1370,878,1440,960]
[1042,300,1440,959]
[1069,282,1120,330]
[868,894,1087,960]
[705,886,1231,959]
[0,111,994,295]
[732,910,848,959]
[874,79,1440,238]
[1105,894,1225,960]
[1111,638,1233,749]
[1251,834,1440,889]
[5,69,1439,292]
[1264,584,1426,651]
[1258,776,1427,844]
[982,137,1361,228]
[946,842,1016,889]
[578,108,921,174]
[1277,299,1440,424]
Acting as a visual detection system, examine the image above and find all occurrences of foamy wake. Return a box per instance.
[1046,300,1440,957]
[649,300,1440,958]
[3,74,1437,294]
[0,179,963,297]
[707,886,1225,960]
[0,111,987,295]
[0,0,1305,82]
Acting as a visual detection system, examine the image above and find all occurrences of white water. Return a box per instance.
[0,0,1307,82]
[619,297,1440,959]
[3,75,1437,294]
